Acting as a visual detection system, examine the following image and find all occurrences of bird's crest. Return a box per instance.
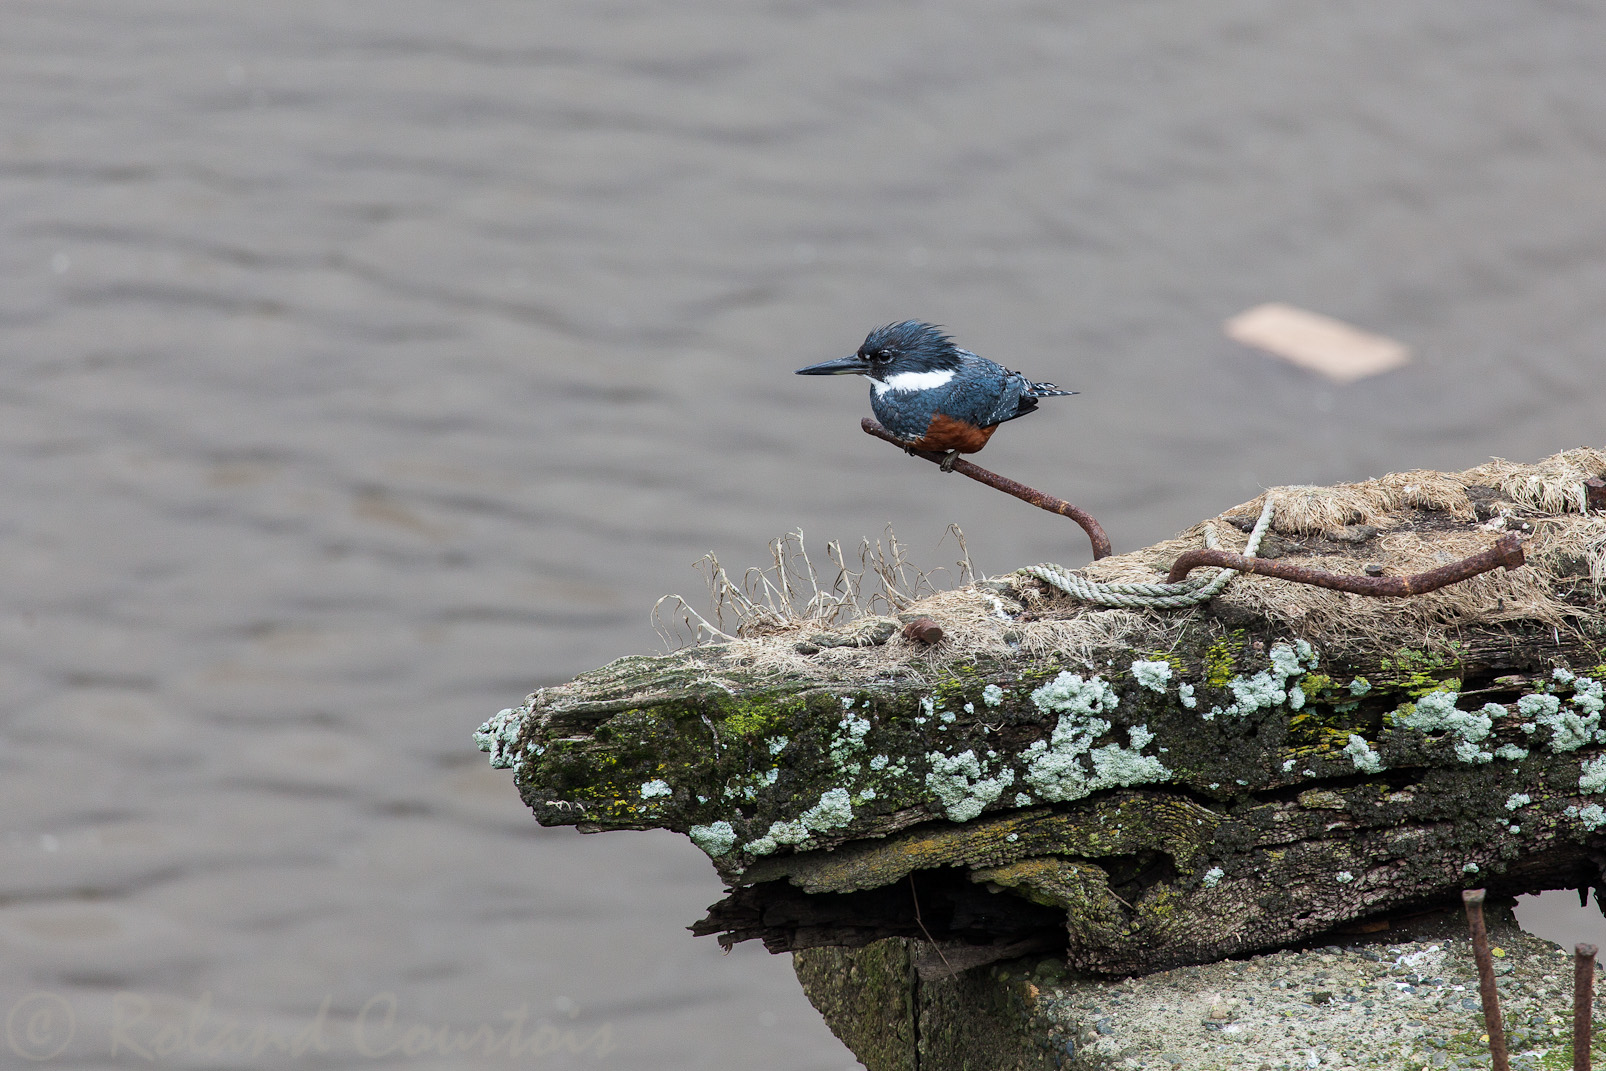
[857,321,962,370]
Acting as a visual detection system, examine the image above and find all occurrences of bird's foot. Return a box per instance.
[939,450,960,473]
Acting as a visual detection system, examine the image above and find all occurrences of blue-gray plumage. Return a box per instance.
[795,321,1076,469]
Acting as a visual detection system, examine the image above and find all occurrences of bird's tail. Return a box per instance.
[1026,380,1078,397]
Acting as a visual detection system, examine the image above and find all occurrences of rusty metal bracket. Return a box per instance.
[860,417,1112,560]
[1165,532,1524,596]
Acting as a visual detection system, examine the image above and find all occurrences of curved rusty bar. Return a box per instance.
[1165,532,1525,595]
[860,417,1113,560]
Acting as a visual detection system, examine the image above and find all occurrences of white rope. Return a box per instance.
[1022,495,1275,609]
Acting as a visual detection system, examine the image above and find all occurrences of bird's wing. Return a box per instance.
[936,353,1020,428]
[982,373,1034,426]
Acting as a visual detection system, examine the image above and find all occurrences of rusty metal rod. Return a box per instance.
[1463,889,1511,1071]
[1165,532,1524,594]
[1577,942,1597,1071]
[860,417,1112,560]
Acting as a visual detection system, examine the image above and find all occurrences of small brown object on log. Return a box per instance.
[902,617,943,644]
[1586,477,1606,512]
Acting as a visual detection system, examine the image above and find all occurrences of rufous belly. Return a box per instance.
[907,413,998,454]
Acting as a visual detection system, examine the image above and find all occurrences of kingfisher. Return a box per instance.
[795,321,1077,470]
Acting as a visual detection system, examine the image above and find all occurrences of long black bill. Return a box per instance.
[794,355,867,376]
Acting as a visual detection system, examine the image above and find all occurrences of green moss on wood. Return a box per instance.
[1202,634,1243,688]
[1377,644,1465,697]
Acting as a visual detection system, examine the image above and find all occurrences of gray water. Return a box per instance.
[4,2,1606,1068]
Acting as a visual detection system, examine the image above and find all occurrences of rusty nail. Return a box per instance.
[902,617,944,644]
[1166,532,1524,595]
[1463,889,1511,1071]
[1587,477,1606,512]
[1576,942,1597,1071]
[861,417,1113,560]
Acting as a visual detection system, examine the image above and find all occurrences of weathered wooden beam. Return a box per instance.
[477,447,1606,983]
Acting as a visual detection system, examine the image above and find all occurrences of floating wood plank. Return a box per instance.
[1225,302,1410,383]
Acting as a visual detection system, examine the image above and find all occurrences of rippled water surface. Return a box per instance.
[4,2,1606,1067]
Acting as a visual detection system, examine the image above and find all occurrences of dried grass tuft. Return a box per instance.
[1462,448,1606,516]
[1219,472,1475,537]
[654,526,975,649]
